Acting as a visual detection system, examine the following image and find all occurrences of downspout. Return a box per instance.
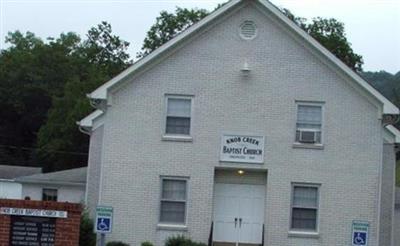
[78,124,92,136]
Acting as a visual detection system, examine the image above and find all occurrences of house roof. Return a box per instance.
[385,125,400,143]
[77,109,104,130]
[16,167,87,186]
[0,165,42,180]
[87,0,398,115]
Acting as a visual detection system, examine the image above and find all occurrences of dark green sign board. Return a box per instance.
[10,216,56,246]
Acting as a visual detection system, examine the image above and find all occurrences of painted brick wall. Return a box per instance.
[86,125,104,218]
[0,199,82,246]
[394,188,400,246]
[380,144,396,246]
[91,1,386,246]
[395,207,400,246]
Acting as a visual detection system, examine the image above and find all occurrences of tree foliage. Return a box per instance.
[138,7,208,58]
[0,31,81,167]
[37,22,131,171]
[139,7,363,72]
[0,22,130,171]
[79,210,96,246]
[282,9,363,71]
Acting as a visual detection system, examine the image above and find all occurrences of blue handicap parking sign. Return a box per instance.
[353,232,367,245]
[95,206,113,234]
[96,218,111,232]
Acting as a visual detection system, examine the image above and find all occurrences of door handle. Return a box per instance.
[239,218,242,227]
[234,218,238,227]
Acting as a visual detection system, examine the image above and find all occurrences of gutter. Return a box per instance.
[16,180,86,187]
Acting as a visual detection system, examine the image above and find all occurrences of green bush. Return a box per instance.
[79,210,96,246]
[165,235,206,246]
[106,242,130,246]
[141,241,154,246]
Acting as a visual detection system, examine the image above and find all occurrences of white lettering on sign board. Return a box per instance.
[95,206,113,234]
[220,135,265,163]
[352,220,369,246]
[0,207,68,218]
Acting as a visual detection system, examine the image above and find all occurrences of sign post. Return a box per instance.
[95,206,113,246]
[352,220,369,246]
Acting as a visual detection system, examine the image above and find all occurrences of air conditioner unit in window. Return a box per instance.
[298,130,319,144]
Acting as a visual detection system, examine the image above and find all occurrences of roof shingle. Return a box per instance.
[15,167,87,185]
[0,165,42,179]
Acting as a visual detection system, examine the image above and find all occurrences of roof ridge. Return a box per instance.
[85,0,398,115]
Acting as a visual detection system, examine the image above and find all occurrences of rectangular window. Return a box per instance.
[160,178,188,224]
[42,188,58,201]
[166,97,192,135]
[295,103,323,144]
[291,184,319,231]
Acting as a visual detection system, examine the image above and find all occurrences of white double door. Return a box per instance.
[213,183,265,245]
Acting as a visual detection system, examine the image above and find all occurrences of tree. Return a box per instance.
[138,7,208,58]
[37,22,131,171]
[139,7,363,71]
[0,22,131,171]
[83,21,130,76]
[0,31,82,167]
[286,12,363,71]
[79,210,96,246]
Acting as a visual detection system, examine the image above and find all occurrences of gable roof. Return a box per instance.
[87,0,398,115]
[0,165,42,180]
[77,109,104,131]
[385,125,400,143]
[16,167,87,186]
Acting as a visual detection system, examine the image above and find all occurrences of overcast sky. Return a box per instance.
[1,0,399,73]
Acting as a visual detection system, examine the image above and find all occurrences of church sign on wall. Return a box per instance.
[220,135,265,163]
[9,216,55,246]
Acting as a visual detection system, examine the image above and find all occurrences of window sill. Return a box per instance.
[157,224,188,231]
[162,135,193,142]
[292,143,324,150]
[288,230,319,238]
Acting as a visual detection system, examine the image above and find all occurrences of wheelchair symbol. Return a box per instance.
[353,232,366,245]
[97,218,110,232]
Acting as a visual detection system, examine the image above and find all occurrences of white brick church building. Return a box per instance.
[79,0,400,245]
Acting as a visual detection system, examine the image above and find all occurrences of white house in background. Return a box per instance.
[15,167,87,203]
[0,165,42,199]
[79,0,400,245]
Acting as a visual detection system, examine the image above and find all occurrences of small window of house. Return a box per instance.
[290,184,319,231]
[295,103,323,144]
[165,96,192,136]
[42,188,58,201]
[159,178,188,225]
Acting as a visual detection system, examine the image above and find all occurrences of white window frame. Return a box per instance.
[158,176,189,227]
[294,101,324,147]
[289,183,320,235]
[163,95,193,141]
